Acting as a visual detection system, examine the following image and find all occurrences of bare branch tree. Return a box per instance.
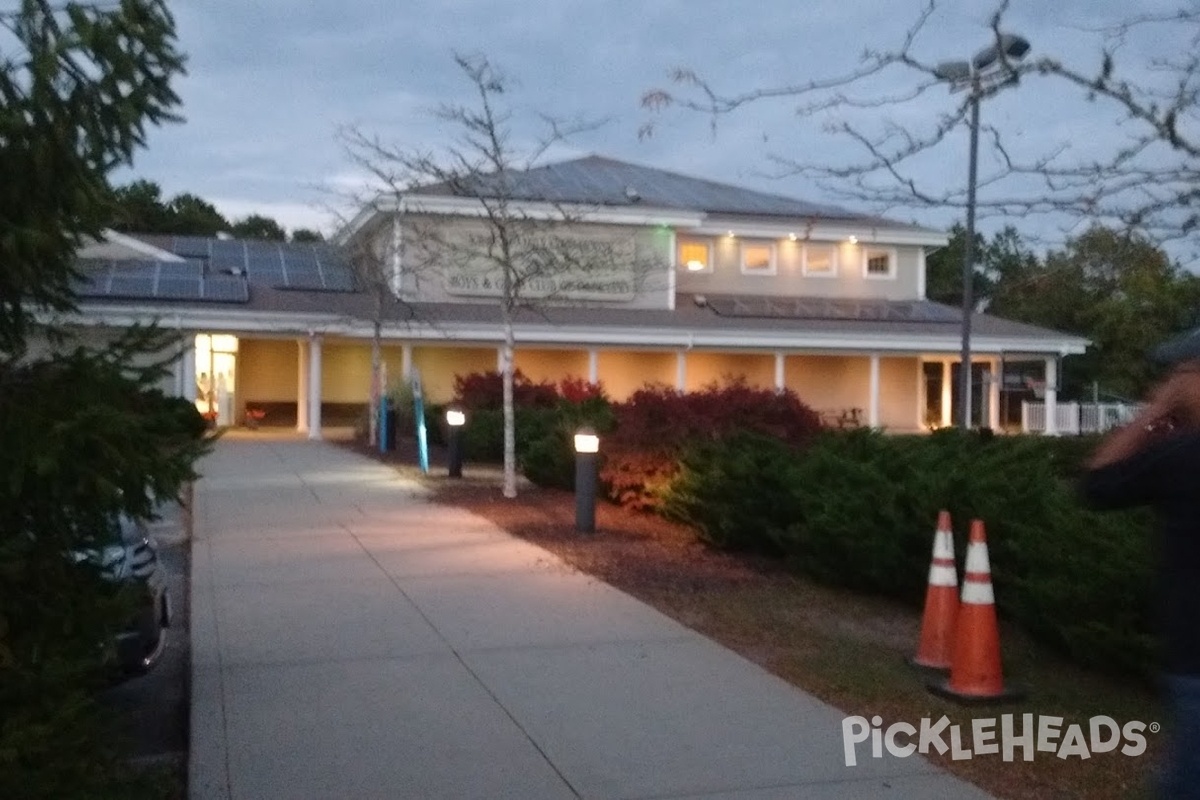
[340,53,665,497]
[642,2,1200,251]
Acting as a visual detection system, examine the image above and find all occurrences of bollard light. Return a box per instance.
[446,406,466,478]
[573,431,600,454]
[574,427,599,534]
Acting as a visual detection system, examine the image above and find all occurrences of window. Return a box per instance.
[740,242,776,275]
[864,247,896,279]
[803,243,838,277]
[677,241,711,273]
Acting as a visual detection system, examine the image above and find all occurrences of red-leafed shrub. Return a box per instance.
[600,377,823,511]
[452,369,559,410]
[558,376,609,403]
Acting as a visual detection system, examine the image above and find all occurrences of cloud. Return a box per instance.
[112,0,1195,258]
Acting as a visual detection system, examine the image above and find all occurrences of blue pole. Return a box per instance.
[412,373,429,474]
[378,396,389,453]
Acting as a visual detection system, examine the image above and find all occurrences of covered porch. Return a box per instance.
[171,334,1066,439]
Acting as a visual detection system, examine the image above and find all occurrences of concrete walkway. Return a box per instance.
[189,436,989,800]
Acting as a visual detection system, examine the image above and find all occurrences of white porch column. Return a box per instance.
[401,343,413,379]
[497,347,505,372]
[989,359,1002,430]
[296,339,309,433]
[389,216,404,296]
[1044,357,1059,437]
[940,360,953,428]
[587,349,599,384]
[917,359,927,431]
[774,352,786,394]
[676,350,687,393]
[179,335,196,401]
[667,229,677,310]
[307,335,323,441]
[868,354,881,428]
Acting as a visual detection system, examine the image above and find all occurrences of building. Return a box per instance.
[71,155,1086,437]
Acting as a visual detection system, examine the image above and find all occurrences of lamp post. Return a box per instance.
[934,33,1031,429]
[573,428,600,535]
[446,407,466,478]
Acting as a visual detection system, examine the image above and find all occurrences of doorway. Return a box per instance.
[194,334,239,426]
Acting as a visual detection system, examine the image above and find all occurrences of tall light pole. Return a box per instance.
[935,33,1031,429]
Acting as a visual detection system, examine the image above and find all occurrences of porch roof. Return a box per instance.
[75,285,1089,356]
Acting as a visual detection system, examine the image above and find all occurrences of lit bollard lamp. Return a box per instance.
[446,406,466,478]
[574,427,600,534]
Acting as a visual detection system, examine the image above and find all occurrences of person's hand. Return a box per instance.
[1145,362,1200,428]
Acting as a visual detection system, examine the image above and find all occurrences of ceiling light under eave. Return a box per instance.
[788,233,797,241]
[848,235,858,244]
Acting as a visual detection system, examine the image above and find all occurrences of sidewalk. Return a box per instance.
[190,435,990,799]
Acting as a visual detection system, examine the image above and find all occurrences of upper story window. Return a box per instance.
[740,241,776,275]
[803,243,838,277]
[677,240,712,273]
[864,247,897,279]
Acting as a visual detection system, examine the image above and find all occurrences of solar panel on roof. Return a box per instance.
[107,275,157,299]
[707,296,962,324]
[157,261,202,280]
[209,240,245,269]
[172,236,211,259]
[200,276,249,302]
[156,278,202,300]
[322,270,356,291]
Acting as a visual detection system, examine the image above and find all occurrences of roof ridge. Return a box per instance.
[523,153,848,214]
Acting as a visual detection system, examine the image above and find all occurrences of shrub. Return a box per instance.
[386,378,417,428]
[601,378,823,510]
[655,428,1156,679]
[459,406,560,463]
[452,369,558,411]
[519,394,616,489]
[450,372,613,478]
[662,431,805,553]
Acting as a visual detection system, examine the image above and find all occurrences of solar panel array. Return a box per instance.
[75,260,250,303]
[129,236,358,293]
[706,296,962,324]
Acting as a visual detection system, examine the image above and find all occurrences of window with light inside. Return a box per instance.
[804,244,837,276]
[741,242,775,274]
[678,241,711,273]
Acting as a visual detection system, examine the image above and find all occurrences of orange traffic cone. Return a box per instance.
[909,510,959,670]
[928,519,1026,704]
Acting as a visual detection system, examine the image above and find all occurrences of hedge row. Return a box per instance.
[661,429,1156,679]
[441,372,1155,679]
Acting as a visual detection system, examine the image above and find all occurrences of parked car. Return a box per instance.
[73,514,172,678]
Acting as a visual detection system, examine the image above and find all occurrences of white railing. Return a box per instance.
[1021,402,1143,435]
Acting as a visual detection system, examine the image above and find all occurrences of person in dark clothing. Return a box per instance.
[1080,359,1200,799]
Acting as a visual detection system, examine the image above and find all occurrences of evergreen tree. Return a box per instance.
[0,2,206,793]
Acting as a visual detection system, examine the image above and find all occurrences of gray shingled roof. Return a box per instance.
[80,282,1082,348]
[412,155,928,228]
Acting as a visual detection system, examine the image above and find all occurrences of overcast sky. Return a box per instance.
[116,0,1189,247]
